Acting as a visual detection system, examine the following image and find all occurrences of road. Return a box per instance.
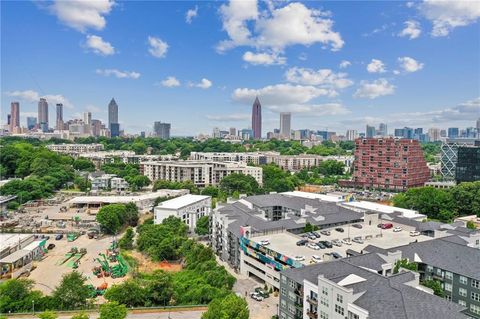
[4,310,204,319]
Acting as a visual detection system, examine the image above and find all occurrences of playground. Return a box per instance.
[29,233,129,295]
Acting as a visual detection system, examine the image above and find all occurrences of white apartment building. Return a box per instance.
[47,143,104,154]
[141,160,263,187]
[154,194,211,230]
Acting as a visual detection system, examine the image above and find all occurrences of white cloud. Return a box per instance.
[267,103,350,116]
[191,78,212,89]
[284,67,353,89]
[85,104,102,113]
[419,0,480,37]
[354,78,395,99]
[397,56,424,73]
[85,35,115,55]
[96,69,140,79]
[242,51,286,65]
[398,20,422,39]
[366,59,386,73]
[148,36,169,58]
[233,84,334,105]
[206,113,250,121]
[339,60,351,68]
[160,76,181,88]
[186,6,198,24]
[218,1,343,53]
[5,90,74,108]
[47,0,114,33]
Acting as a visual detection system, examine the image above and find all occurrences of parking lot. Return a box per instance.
[252,222,432,264]
[29,233,127,294]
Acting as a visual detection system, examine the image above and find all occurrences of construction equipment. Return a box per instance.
[110,254,128,278]
[67,232,80,242]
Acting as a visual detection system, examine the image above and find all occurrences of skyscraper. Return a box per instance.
[477,118,480,132]
[251,97,262,139]
[279,112,291,139]
[378,123,387,137]
[10,102,20,132]
[108,98,118,129]
[428,128,441,142]
[229,127,236,136]
[366,125,376,138]
[83,112,92,125]
[38,98,49,132]
[27,117,37,130]
[56,103,63,130]
[154,121,171,139]
[346,130,358,141]
[447,128,459,138]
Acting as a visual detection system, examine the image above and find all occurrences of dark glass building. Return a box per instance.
[455,145,480,183]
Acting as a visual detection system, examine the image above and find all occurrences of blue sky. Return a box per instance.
[1,0,479,136]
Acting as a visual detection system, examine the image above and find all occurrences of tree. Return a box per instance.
[262,164,299,193]
[119,227,135,250]
[421,280,444,297]
[201,186,220,197]
[303,222,318,233]
[96,204,127,234]
[71,312,89,319]
[195,216,209,235]
[202,294,249,319]
[467,221,477,230]
[318,160,345,176]
[145,271,175,306]
[37,311,58,319]
[52,272,90,310]
[99,302,127,319]
[72,159,95,172]
[219,173,259,195]
[450,181,480,217]
[125,175,150,191]
[124,203,139,227]
[104,280,146,307]
[0,279,43,313]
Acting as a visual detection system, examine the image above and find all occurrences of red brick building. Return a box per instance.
[348,138,430,191]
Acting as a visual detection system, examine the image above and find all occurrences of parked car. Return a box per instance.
[320,230,331,236]
[352,224,363,229]
[313,231,322,238]
[341,238,352,245]
[296,239,308,246]
[310,255,322,263]
[335,227,344,233]
[47,243,55,250]
[332,239,342,247]
[55,234,63,240]
[254,287,270,298]
[307,243,320,250]
[381,223,393,229]
[377,223,384,228]
[352,237,364,244]
[409,231,421,237]
[293,255,305,261]
[331,252,342,259]
[320,240,333,248]
[307,234,317,240]
[259,239,270,246]
[250,292,264,301]
[393,227,402,232]
[316,242,326,249]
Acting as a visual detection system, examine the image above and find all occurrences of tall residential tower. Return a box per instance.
[10,102,20,132]
[251,97,262,139]
[279,112,291,139]
[56,103,63,130]
[38,98,49,132]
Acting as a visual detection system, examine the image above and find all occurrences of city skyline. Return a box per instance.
[1,1,480,135]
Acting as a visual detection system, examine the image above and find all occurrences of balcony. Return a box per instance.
[306,297,318,305]
[306,310,318,319]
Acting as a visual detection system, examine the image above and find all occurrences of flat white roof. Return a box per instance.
[23,241,44,252]
[67,189,187,204]
[157,194,210,210]
[282,191,345,203]
[342,201,423,219]
[0,234,32,251]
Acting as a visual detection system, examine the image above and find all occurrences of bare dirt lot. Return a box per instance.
[126,250,183,273]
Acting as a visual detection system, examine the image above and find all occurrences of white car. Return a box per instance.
[332,240,343,247]
[341,239,352,245]
[293,255,305,261]
[409,231,421,237]
[250,292,264,301]
[310,255,322,263]
[307,243,320,250]
[393,227,402,232]
[259,239,270,246]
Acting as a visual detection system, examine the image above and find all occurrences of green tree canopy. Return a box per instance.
[195,216,209,235]
[99,302,127,319]
[119,227,135,250]
[219,173,259,195]
[201,294,249,319]
[52,271,90,310]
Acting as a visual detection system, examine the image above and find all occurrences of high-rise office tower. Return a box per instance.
[378,123,387,137]
[279,112,291,139]
[366,125,376,138]
[108,98,118,129]
[10,102,20,132]
[251,97,262,139]
[153,121,171,139]
[428,128,441,142]
[38,98,49,132]
[110,123,120,137]
[83,112,92,125]
[477,118,480,132]
[229,127,236,136]
[402,127,414,139]
[27,117,37,130]
[346,130,358,141]
[91,119,102,136]
[56,103,63,130]
[7,114,11,126]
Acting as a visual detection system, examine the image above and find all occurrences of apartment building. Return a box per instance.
[140,160,263,187]
[154,194,211,231]
[189,151,274,165]
[348,138,430,190]
[279,255,470,319]
[47,143,104,154]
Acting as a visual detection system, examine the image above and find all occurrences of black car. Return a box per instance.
[47,243,55,250]
[55,234,63,240]
[331,252,342,259]
[335,227,344,233]
[313,231,322,238]
[316,242,326,249]
[320,240,333,248]
[296,239,308,246]
[352,224,363,229]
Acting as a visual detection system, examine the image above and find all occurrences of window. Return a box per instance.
[320,311,329,319]
[336,294,343,303]
[281,288,286,296]
[444,283,452,292]
[320,296,329,307]
[288,305,295,314]
[472,280,480,289]
[459,288,467,297]
[281,276,287,284]
[445,271,453,280]
[436,268,442,276]
[322,287,328,295]
[289,279,296,289]
[335,305,345,315]
[348,312,360,319]
[472,292,480,302]
[281,299,286,308]
[460,276,468,285]
[458,300,466,307]
[471,304,480,315]
[445,295,451,301]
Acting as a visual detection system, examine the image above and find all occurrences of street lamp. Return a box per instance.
[32,300,35,315]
